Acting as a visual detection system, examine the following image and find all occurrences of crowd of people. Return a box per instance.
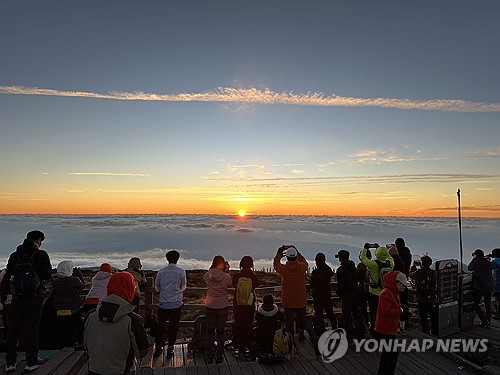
[0,230,498,375]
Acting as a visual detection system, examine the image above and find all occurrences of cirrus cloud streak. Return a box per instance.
[1,85,500,112]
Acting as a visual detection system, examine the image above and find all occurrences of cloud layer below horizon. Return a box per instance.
[2,85,500,112]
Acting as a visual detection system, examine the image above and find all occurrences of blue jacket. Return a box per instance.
[492,258,500,293]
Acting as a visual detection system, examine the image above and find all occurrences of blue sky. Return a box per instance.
[1,1,499,216]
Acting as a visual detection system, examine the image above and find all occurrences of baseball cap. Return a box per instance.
[396,272,411,287]
[285,247,298,258]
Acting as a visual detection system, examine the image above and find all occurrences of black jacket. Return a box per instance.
[397,246,412,276]
[1,239,53,297]
[336,260,359,300]
[468,257,494,292]
[310,263,334,300]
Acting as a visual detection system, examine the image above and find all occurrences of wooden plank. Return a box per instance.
[32,347,74,375]
[183,343,196,367]
[226,362,244,375]
[217,363,231,375]
[75,361,89,375]
[51,350,87,375]
[305,357,343,375]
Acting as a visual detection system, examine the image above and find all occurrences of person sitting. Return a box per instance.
[83,263,113,314]
[255,294,284,359]
[126,257,148,313]
[52,260,85,348]
[84,272,150,375]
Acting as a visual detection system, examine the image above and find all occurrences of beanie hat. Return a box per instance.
[57,260,74,277]
[99,263,113,273]
[262,294,275,312]
[107,272,136,302]
[240,256,254,270]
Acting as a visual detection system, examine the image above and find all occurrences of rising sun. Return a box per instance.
[238,210,247,218]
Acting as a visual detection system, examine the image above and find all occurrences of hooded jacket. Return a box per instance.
[126,258,147,297]
[84,272,149,374]
[255,303,284,353]
[273,252,308,308]
[1,239,52,297]
[204,268,232,309]
[468,257,494,293]
[84,270,113,306]
[375,271,402,336]
[52,261,85,312]
[360,247,395,296]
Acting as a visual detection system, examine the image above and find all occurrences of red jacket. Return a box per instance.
[375,271,402,335]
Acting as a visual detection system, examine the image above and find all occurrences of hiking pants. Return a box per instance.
[341,297,367,340]
[368,294,379,332]
[6,295,44,365]
[313,295,337,336]
[375,331,399,375]
[417,302,438,335]
[473,290,492,324]
[284,307,317,345]
[205,307,228,357]
[156,306,182,347]
[232,305,254,349]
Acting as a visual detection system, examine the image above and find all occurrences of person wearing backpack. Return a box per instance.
[204,255,232,364]
[310,252,337,336]
[232,256,259,358]
[467,249,494,328]
[359,243,394,333]
[409,255,438,335]
[1,230,52,372]
[154,250,187,358]
[336,250,368,341]
[52,260,85,348]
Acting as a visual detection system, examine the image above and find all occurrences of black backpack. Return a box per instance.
[10,252,40,296]
[418,270,437,301]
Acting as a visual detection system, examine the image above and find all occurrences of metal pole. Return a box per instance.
[457,189,464,273]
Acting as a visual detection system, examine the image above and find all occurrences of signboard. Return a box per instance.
[459,273,475,330]
[435,259,459,337]
[436,259,458,304]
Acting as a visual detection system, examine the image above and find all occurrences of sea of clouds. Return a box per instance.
[0,215,498,271]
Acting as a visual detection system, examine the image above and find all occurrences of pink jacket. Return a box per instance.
[204,268,232,309]
[84,270,112,305]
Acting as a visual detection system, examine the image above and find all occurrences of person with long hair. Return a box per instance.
[204,255,232,364]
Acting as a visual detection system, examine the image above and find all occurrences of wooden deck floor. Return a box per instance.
[3,323,497,374]
[133,330,481,375]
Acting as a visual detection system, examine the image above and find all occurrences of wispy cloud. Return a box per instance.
[1,85,500,112]
[206,173,500,185]
[339,148,449,165]
[472,147,500,157]
[69,172,150,177]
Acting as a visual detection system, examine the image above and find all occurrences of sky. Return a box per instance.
[1,1,499,217]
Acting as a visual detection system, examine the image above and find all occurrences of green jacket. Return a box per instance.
[360,247,394,296]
